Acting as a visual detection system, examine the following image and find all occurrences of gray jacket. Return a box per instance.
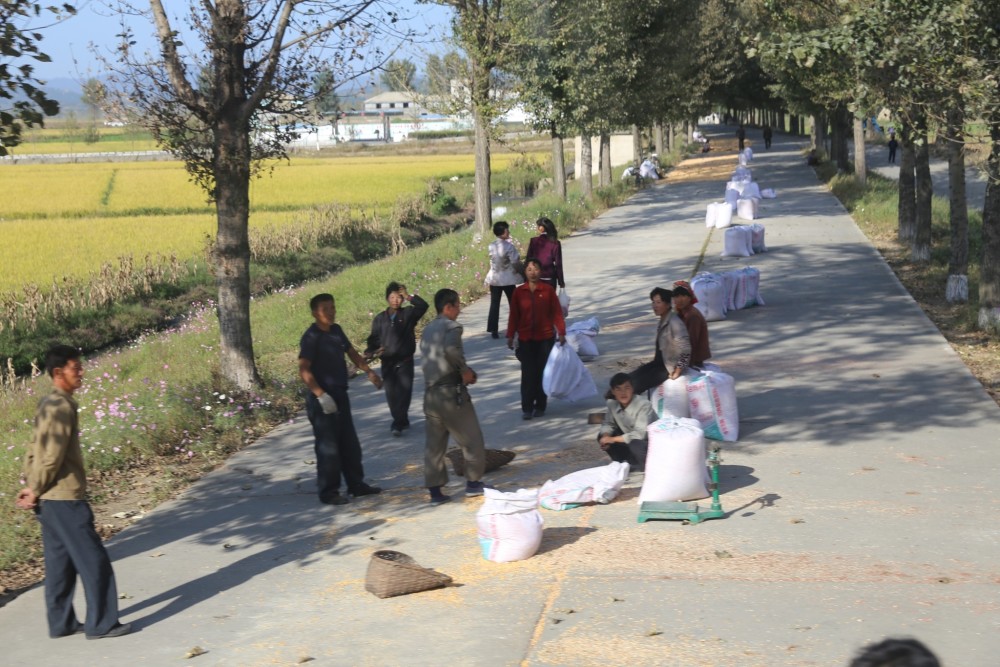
[656,311,692,373]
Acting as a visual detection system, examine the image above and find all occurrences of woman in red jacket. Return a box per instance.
[507,258,566,419]
[526,217,565,289]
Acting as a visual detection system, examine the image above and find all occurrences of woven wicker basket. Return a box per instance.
[364,550,453,599]
[446,448,516,477]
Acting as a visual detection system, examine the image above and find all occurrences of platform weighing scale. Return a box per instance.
[637,445,725,524]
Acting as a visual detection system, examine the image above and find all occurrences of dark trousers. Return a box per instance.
[382,357,414,431]
[487,284,515,334]
[629,359,668,396]
[888,147,897,163]
[516,338,555,414]
[36,500,120,638]
[604,438,649,472]
[306,388,366,499]
[764,137,772,149]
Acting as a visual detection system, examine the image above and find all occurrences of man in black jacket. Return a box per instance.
[365,282,429,436]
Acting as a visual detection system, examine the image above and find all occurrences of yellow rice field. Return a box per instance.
[0,153,531,292]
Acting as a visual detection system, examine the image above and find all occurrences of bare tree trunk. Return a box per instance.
[632,124,641,165]
[832,108,850,172]
[599,132,611,186]
[580,132,593,199]
[654,122,664,157]
[214,116,260,389]
[666,123,674,153]
[471,60,492,239]
[898,125,917,242]
[913,113,933,262]
[853,115,867,188]
[551,128,566,200]
[810,114,822,151]
[978,122,1000,332]
[946,106,969,303]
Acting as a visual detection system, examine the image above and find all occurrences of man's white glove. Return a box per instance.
[317,392,338,414]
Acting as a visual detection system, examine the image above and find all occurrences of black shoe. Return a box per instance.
[391,428,402,437]
[320,493,350,505]
[522,412,533,420]
[51,621,84,638]
[465,481,487,497]
[429,486,451,504]
[86,623,132,640]
[350,484,382,497]
[491,332,500,339]
[532,409,545,418]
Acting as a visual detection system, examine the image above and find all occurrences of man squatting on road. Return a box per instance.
[420,288,487,504]
[299,293,384,506]
[16,344,132,640]
[364,282,429,437]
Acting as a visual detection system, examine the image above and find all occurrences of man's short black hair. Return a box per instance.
[649,287,673,303]
[385,282,403,300]
[610,372,632,389]
[849,637,940,667]
[310,293,334,311]
[45,344,81,378]
[434,288,459,314]
[523,257,542,271]
[492,221,509,237]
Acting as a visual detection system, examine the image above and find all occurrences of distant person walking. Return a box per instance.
[887,136,898,164]
[484,220,522,339]
[737,124,746,151]
[762,124,773,150]
[526,217,565,290]
[299,293,384,505]
[507,258,566,420]
[364,282,428,437]
[420,289,487,504]
[16,344,132,640]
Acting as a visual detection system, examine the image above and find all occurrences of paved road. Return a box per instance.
[3,128,998,666]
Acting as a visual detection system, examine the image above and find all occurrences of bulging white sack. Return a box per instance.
[761,188,776,198]
[732,166,752,182]
[725,180,745,195]
[687,370,739,442]
[724,188,740,212]
[719,270,741,311]
[692,273,727,321]
[705,203,718,228]
[743,146,754,162]
[738,266,764,308]
[737,196,759,221]
[713,202,733,229]
[749,223,767,253]
[639,417,710,502]
[722,226,753,258]
[566,331,599,360]
[743,182,761,199]
[543,343,598,402]
[477,488,544,562]
[539,461,630,511]
[653,374,691,419]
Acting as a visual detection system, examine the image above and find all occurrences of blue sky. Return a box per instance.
[32,1,456,84]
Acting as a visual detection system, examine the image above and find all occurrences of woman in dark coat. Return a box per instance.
[526,217,565,289]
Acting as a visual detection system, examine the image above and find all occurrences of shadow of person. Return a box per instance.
[535,526,598,556]
[121,518,385,630]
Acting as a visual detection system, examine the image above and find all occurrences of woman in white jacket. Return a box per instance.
[485,221,522,339]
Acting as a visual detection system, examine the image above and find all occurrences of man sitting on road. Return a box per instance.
[671,280,711,370]
[597,373,658,472]
[628,287,692,395]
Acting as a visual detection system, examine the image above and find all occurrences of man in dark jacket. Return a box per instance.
[365,282,429,437]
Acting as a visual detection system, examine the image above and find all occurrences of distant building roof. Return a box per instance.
[364,91,417,104]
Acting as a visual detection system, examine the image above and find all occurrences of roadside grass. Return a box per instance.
[827,170,984,319]
[0,149,651,578]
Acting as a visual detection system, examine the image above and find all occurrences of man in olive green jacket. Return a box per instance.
[16,345,131,640]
